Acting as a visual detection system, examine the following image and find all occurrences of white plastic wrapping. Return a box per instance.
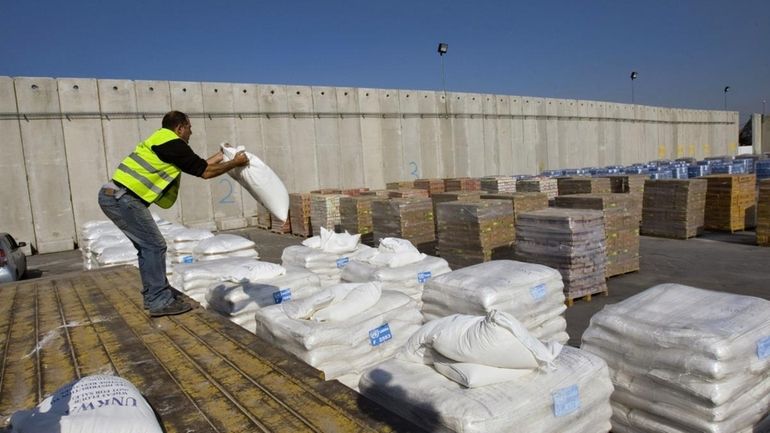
[359,346,614,433]
[582,283,770,433]
[221,143,289,221]
[192,234,259,262]
[301,227,361,254]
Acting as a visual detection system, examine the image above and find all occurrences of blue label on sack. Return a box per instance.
[182,255,193,264]
[272,288,292,304]
[369,323,393,346]
[336,257,349,268]
[758,336,770,360]
[530,284,547,301]
[417,271,432,283]
[552,384,581,417]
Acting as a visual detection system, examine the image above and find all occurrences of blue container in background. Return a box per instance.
[711,163,735,174]
[541,170,563,177]
[756,160,770,180]
[671,165,689,179]
[687,165,710,178]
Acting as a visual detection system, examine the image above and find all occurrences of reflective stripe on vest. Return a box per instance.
[112,128,182,208]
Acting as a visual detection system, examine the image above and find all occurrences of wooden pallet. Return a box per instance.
[566,290,609,307]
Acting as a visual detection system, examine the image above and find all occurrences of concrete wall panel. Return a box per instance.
[14,77,75,253]
[170,81,215,230]
[594,102,608,166]
[98,80,140,182]
[522,97,546,173]
[495,95,513,175]
[232,83,263,218]
[448,92,469,176]
[558,100,579,169]
[545,99,561,170]
[0,77,34,253]
[508,96,529,175]
[312,86,341,188]
[577,101,599,167]
[134,80,179,223]
[465,93,484,176]
[399,90,421,180]
[379,89,403,182]
[417,90,441,179]
[358,88,385,188]
[335,87,365,188]
[284,85,316,192]
[202,82,246,229]
[482,94,499,175]
[57,78,108,244]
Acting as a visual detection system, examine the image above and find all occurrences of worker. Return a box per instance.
[98,110,249,317]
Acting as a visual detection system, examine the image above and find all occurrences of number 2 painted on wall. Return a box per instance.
[218,178,236,204]
[409,161,419,178]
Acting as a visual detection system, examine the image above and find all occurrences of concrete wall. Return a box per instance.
[0,76,739,254]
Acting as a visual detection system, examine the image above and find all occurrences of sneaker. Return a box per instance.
[149,298,193,317]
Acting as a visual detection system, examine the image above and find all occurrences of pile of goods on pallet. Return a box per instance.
[444,177,481,192]
[704,174,757,232]
[192,234,259,262]
[289,193,312,237]
[515,208,608,304]
[386,180,415,189]
[516,176,558,200]
[480,192,549,241]
[359,311,613,433]
[421,260,568,344]
[414,178,446,196]
[554,194,640,277]
[480,175,517,193]
[387,188,429,199]
[171,257,269,307]
[758,179,770,246]
[340,237,451,302]
[281,227,372,287]
[582,284,770,433]
[372,198,436,253]
[435,199,515,269]
[557,177,612,195]
[310,193,347,235]
[253,281,423,387]
[339,196,378,245]
[641,179,707,239]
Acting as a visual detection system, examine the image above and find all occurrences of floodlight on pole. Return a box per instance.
[724,86,730,111]
[630,71,638,104]
[437,42,449,117]
[763,99,766,116]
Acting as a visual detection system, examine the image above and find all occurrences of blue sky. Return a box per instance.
[2,0,768,122]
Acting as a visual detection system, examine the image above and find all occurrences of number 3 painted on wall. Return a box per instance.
[409,161,419,178]
[218,178,236,204]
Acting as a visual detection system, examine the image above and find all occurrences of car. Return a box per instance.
[0,233,27,283]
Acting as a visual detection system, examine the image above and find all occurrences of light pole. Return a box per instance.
[437,42,448,117]
[723,86,730,110]
[763,99,766,116]
[630,71,638,104]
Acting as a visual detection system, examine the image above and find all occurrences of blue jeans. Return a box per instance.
[98,188,173,310]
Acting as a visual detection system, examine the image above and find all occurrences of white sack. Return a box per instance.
[206,270,321,316]
[301,227,361,254]
[193,234,257,257]
[222,143,289,221]
[283,282,382,322]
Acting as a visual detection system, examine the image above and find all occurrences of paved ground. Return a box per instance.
[25,229,770,347]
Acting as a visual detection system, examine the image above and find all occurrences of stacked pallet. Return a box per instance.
[414,178,445,196]
[758,179,770,246]
[339,196,378,245]
[310,188,341,194]
[255,201,272,229]
[515,208,608,304]
[641,179,707,239]
[604,174,646,224]
[270,215,291,234]
[444,177,481,192]
[554,194,639,277]
[360,189,391,197]
[386,180,414,190]
[339,187,369,196]
[557,177,612,195]
[435,199,515,269]
[480,192,549,241]
[387,188,430,199]
[310,193,347,235]
[704,174,757,232]
[430,191,484,227]
[516,176,558,200]
[289,193,312,237]
[372,198,436,252]
[480,176,517,193]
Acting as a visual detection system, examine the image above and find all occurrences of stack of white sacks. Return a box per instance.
[170,257,262,307]
[81,217,176,270]
[281,227,373,287]
[253,281,423,387]
[582,283,770,433]
[205,262,322,332]
[359,311,614,433]
[341,237,452,302]
[192,234,259,261]
[421,260,569,344]
[161,225,214,265]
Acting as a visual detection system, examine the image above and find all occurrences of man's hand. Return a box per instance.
[233,151,249,167]
[207,150,224,165]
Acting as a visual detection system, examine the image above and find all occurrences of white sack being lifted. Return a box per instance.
[422,260,568,344]
[221,143,289,221]
[581,283,770,433]
[9,375,163,433]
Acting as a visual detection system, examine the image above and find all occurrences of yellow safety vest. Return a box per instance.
[112,128,182,209]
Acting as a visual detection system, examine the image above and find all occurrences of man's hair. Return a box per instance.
[162,111,189,130]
